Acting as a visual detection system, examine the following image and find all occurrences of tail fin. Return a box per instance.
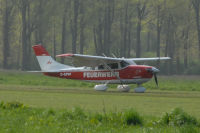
[32,45,72,71]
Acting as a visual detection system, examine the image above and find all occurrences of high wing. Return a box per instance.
[56,54,123,67]
[56,53,170,67]
[129,57,171,62]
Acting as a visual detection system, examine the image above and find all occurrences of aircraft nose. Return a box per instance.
[152,67,160,73]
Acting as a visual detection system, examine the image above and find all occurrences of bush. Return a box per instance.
[60,111,74,120]
[0,101,25,109]
[89,113,104,125]
[159,108,198,126]
[72,107,86,119]
[123,109,143,126]
[179,125,200,133]
[46,109,55,116]
[0,101,4,108]
[94,113,103,122]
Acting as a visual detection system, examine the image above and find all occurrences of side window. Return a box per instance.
[98,65,104,70]
[120,61,129,68]
[107,63,118,69]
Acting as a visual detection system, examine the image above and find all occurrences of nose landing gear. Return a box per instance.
[134,84,146,93]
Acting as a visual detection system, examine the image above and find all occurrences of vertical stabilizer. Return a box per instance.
[32,45,72,71]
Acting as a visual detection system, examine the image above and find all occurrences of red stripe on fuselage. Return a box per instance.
[43,65,153,82]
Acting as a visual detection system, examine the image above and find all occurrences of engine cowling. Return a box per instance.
[94,84,108,91]
[117,85,130,92]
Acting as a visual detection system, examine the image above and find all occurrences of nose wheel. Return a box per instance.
[134,84,146,93]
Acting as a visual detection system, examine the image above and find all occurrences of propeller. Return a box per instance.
[154,73,158,86]
[151,67,160,86]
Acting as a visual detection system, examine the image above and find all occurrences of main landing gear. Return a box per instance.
[94,84,131,92]
[94,84,146,93]
[117,84,146,93]
[117,85,130,92]
[94,84,108,91]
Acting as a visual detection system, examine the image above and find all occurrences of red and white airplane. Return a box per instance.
[32,45,170,92]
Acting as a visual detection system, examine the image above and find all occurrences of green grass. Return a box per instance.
[0,71,200,117]
[0,70,200,132]
[0,101,199,133]
[1,87,200,119]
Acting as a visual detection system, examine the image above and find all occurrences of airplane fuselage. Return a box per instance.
[43,65,154,84]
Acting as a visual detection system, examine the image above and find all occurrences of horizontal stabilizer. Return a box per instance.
[27,70,60,73]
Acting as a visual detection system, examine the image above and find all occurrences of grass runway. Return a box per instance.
[0,83,200,119]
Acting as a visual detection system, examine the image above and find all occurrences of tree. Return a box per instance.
[79,0,86,54]
[20,0,29,70]
[34,0,49,45]
[2,0,15,69]
[103,0,115,56]
[93,1,104,55]
[61,0,70,63]
[192,0,200,58]
[71,0,79,54]
[136,0,147,58]
[153,0,165,67]
[119,0,133,58]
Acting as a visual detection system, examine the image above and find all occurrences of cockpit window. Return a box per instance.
[98,63,119,70]
[120,61,129,68]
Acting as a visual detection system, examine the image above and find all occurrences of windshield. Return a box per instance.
[120,61,129,68]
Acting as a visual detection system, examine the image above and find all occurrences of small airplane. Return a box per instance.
[32,44,170,92]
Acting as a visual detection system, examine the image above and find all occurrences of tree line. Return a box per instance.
[1,0,200,74]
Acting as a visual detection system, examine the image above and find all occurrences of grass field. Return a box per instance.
[0,70,200,132]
